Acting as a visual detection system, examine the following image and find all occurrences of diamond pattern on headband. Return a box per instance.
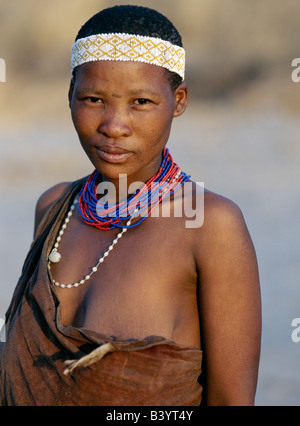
[71,33,185,79]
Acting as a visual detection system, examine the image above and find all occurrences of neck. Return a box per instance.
[100,151,164,203]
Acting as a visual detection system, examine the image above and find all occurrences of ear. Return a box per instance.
[173,82,188,117]
[68,78,75,109]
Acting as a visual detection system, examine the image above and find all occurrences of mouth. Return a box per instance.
[96,145,133,163]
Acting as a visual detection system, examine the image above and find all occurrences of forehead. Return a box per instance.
[74,60,170,92]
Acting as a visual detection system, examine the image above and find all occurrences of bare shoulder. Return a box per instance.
[203,189,246,231]
[34,182,71,235]
[196,188,257,264]
[180,180,245,232]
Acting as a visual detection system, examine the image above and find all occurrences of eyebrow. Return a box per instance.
[127,89,160,97]
[76,87,105,96]
[76,87,160,98]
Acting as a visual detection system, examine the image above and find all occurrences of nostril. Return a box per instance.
[97,116,132,138]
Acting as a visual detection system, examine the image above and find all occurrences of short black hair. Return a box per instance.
[73,5,184,91]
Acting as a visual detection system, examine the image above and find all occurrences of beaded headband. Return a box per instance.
[71,32,185,79]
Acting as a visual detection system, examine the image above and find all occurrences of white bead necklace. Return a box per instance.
[47,199,136,289]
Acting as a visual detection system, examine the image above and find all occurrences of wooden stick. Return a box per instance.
[63,342,115,376]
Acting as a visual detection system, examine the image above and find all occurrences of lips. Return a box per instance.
[96,145,132,163]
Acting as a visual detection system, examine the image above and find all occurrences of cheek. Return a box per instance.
[147,111,173,144]
[71,105,96,139]
[142,104,174,136]
[71,106,84,135]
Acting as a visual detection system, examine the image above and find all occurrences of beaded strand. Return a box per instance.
[48,199,138,289]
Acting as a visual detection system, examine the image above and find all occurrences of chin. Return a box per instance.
[93,162,130,180]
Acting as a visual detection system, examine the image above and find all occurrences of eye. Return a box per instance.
[87,97,103,104]
[134,98,151,105]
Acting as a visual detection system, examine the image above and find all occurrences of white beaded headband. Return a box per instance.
[71,32,185,79]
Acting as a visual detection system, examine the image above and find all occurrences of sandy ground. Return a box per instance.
[0,94,300,406]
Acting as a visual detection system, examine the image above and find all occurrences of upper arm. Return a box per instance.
[196,194,261,406]
[34,182,71,237]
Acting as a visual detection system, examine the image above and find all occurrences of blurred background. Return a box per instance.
[0,0,299,405]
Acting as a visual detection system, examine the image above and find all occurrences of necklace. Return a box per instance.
[78,147,190,230]
[48,148,190,289]
[48,200,138,289]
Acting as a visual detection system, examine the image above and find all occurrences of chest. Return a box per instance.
[48,207,198,336]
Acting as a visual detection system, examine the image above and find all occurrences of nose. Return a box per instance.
[97,106,132,139]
